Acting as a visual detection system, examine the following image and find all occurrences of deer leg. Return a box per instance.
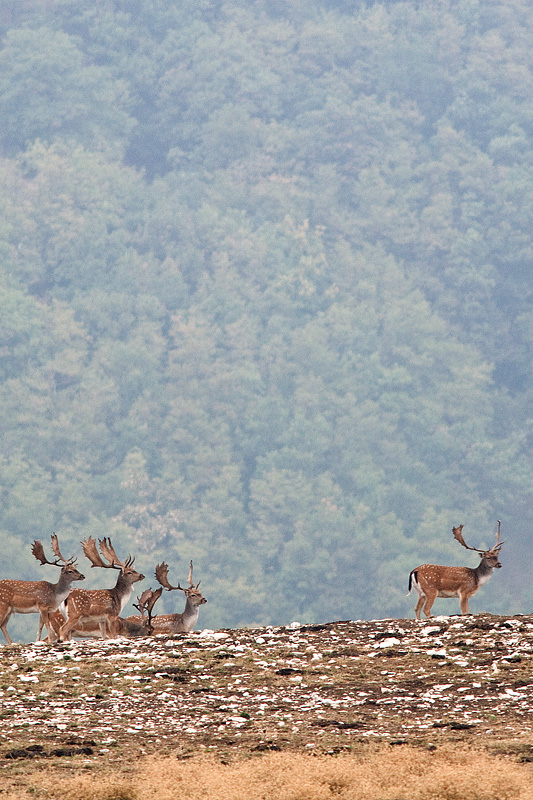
[0,605,14,644]
[459,592,471,615]
[58,615,78,642]
[36,609,54,643]
[41,612,57,644]
[1,626,13,645]
[422,588,437,618]
[50,612,63,640]
[47,606,67,640]
[37,611,52,643]
[414,591,425,620]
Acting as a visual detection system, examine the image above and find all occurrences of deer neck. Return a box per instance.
[181,597,200,627]
[473,558,496,587]
[54,571,75,605]
[111,574,136,614]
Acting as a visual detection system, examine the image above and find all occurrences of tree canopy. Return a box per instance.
[0,0,531,637]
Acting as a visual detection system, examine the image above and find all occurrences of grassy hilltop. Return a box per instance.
[1,615,533,798]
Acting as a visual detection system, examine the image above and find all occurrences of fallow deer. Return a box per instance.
[408,521,504,619]
[46,603,150,639]
[0,534,85,644]
[46,586,162,640]
[58,537,144,641]
[123,560,206,634]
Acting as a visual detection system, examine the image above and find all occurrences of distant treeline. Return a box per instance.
[0,0,531,637]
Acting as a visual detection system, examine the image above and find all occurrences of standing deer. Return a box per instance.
[0,534,85,644]
[58,537,144,641]
[408,522,504,619]
[123,560,207,634]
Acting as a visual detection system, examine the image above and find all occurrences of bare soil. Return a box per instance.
[1,613,533,792]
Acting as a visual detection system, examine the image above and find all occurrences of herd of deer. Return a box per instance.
[0,522,504,644]
[0,535,206,645]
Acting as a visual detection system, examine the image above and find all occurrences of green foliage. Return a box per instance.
[0,27,134,156]
[0,0,531,637]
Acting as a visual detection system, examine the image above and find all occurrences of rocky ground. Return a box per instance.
[1,613,533,773]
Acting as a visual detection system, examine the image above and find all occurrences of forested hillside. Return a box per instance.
[0,0,532,637]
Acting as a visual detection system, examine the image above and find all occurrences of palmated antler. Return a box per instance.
[134,587,163,618]
[82,537,107,568]
[452,524,482,553]
[32,540,59,566]
[135,587,163,615]
[133,587,163,634]
[50,533,70,563]
[155,561,183,591]
[155,560,200,593]
[32,533,76,567]
[98,537,129,568]
[158,559,198,591]
[452,521,505,555]
[82,536,129,570]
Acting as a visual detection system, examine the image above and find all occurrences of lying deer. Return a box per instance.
[46,586,162,640]
[0,534,84,644]
[408,521,504,619]
[58,537,144,641]
[46,603,150,639]
[123,560,207,634]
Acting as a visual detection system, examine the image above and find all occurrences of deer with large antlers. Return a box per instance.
[123,561,206,634]
[0,534,85,644]
[408,522,504,619]
[58,537,144,641]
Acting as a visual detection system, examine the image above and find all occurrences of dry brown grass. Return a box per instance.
[9,746,533,800]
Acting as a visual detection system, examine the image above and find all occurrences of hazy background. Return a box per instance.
[0,0,532,640]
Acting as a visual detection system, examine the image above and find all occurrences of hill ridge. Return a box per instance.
[1,612,533,766]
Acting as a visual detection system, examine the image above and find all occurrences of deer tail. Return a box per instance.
[407,569,417,595]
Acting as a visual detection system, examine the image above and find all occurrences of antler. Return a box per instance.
[98,537,126,569]
[492,519,505,552]
[188,560,201,590]
[32,534,75,567]
[32,540,61,567]
[133,587,163,635]
[134,587,163,618]
[155,560,200,592]
[81,537,128,569]
[452,524,483,552]
[155,562,184,592]
[452,522,505,555]
[50,533,72,564]
[82,537,108,568]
